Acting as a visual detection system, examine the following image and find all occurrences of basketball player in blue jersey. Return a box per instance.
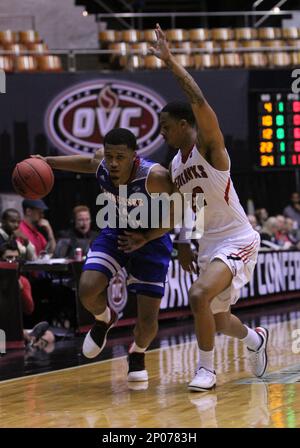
[32,128,174,382]
[122,24,268,392]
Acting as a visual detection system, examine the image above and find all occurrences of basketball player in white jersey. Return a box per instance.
[120,24,268,391]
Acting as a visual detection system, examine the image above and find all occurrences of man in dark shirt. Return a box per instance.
[55,205,97,258]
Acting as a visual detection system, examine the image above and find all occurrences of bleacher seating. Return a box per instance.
[0,29,63,72]
[99,26,300,70]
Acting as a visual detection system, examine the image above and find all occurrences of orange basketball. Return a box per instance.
[12,158,54,199]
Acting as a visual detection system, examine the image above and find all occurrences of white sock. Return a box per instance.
[129,342,147,354]
[242,326,262,350]
[95,307,111,324]
[199,349,215,372]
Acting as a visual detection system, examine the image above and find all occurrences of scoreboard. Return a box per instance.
[256,92,300,169]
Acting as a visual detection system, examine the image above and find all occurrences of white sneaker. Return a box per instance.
[188,367,216,392]
[247,327,269,377]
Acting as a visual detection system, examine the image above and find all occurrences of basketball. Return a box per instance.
[12,158,54,199]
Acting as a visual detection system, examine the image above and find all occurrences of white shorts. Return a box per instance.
[197,230,260,314]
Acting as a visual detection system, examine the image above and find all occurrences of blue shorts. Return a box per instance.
[83,229,172,298]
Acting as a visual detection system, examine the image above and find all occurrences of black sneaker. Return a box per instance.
[128,352,148,382]
[30,321,50,341]
[82,308,118,359]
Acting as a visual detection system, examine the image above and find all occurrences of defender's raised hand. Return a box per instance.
[149,23,172,62]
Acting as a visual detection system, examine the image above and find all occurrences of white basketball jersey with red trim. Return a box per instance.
[171,146,253,238]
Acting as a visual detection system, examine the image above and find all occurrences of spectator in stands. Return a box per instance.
[19,199,56,256]
[260,217,281,250]
[247,214,259,231]
[0,208,36,260]
[285,217,300,249]
[0,241,34,315]
[55,205,97,258]
[283,192,300,228]
[275,214,292,249]
[255,208,268,228]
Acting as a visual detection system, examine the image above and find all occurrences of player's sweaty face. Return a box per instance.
[104,144,135,183]
[160,112,183,149]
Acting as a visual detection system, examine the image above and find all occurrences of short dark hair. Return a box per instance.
[0,241,19,258]
[161,101,196,127]
[1,208,20,221]
[103,128,137,151]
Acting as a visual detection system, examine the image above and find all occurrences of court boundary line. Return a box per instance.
[0,339,197,386]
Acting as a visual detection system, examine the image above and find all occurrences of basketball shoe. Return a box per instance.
[247,327,269,378]
[82,308,118,358]
[127,351,149,382]
[188,367,216,392]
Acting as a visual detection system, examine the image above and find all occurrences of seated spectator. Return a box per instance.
[247,214,260,231]
[285,217,300,249]
[0,241,34,315]
[19,199,56,256]
[55,205,97,258]
[283,192,300,229]
[255,208,269,228]
[275,215,292,249]
[0,208,36,260]
[23,321,55,350]
[260,217,281,250]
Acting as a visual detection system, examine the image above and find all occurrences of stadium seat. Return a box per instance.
[257,27,282,40]
[143,29,157,43]
[268,52,291,66]
[120,55,144,69]
[174,41,192,51]
[189,28,211,42]
[219,53,243,68]
[26,42,49,54]
[192,41,221,51]
[131,42,148,55]
[121,30,142,43]
[173,54,194,68]
[282,28,299,39]
[240,40,262,48]
[166,29,188,42]
[37,55,63,71]
[0,55,14,72]
[18,30,40,44]
[291,51,300,64]
[0,30,17,44]
[99,30,120,43]
[262,40,286,48]
[235,28,258,40]
[194,54,219,69]
[3,43,27,55]
[211,28,234,41]
[15,55,38,72]
[244,52,267,68]
[220,40,239,50]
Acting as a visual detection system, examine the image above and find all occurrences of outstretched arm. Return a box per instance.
[31,148,104,174]
[150,24,228,171]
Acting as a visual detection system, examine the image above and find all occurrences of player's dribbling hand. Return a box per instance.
[177,243,197,274]
[148,23,172,62]
[118,231,148,253]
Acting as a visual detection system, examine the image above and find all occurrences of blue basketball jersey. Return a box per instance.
[96,156,160,231]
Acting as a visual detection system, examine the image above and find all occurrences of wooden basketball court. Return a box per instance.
[1,314,300,428]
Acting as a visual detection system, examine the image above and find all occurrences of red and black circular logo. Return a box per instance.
[45,79,165,156]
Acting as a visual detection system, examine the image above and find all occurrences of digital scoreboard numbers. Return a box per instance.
[257,92,300,169]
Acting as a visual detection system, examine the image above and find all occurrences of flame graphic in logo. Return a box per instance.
[98,84,119,110]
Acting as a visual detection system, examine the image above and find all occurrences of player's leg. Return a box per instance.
[128,294,161,381]
[127,234,172,381]
[188,259,232,391]
[214,310,269,377]
[80,231,126,358]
